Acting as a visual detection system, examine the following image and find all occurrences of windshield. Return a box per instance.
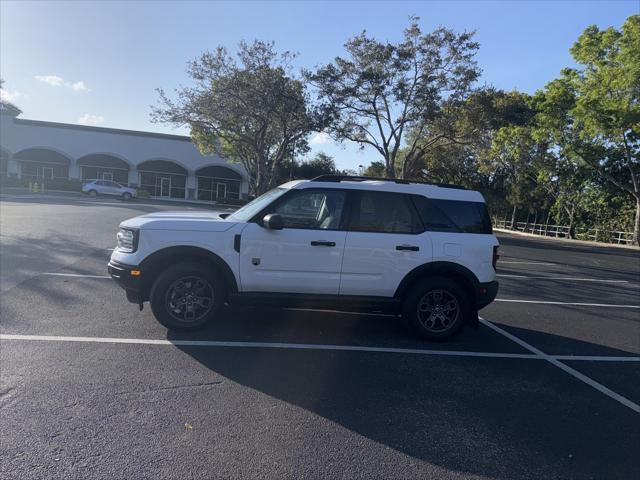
[226,188,287,222]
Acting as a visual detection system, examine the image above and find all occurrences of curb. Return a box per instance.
[495,228,639,250]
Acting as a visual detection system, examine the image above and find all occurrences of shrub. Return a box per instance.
[40,178,83,192]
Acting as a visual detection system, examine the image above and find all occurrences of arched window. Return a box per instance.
[195,165,242,201]
[78,154,130,184]
[137,159,188,199]
[14,148,71,181]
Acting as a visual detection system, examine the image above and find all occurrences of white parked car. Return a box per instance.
[82,180,137,200]
[108,175,499,340]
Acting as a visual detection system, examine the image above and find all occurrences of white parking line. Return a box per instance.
[1,334,639,364]
[41,273,110,279]
[495,299,640,309]
[0,334,540,359]
[499,261,556,265]
[554,355,640,362]
[479,318,640,414]
[497,274,629,283]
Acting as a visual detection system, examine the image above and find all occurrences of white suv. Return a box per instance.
[108,175,499,340]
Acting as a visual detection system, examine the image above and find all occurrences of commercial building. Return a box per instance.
[0,108,249,201]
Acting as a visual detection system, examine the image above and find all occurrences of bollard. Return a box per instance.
[33,182,39,193]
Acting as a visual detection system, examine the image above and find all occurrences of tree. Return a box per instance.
[296,152,338,179]
[483,125,544,229]
[0,79,21,116]
[363,161,386,177]
[307,17,480,179]
[151,40,327,195]
[535,16,639,245]
[408,89,534,182]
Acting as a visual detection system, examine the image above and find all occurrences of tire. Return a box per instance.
[122,192,132,200]
[402,276,470,340]
[88,190,97,197]
[150,263,222,330]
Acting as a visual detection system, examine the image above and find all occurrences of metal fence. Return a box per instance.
[493,220,634,245]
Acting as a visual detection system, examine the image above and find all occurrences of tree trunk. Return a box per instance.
[544,211,551,236]
[632,197,640,247]
[510,205,517,230]
[386,160,396,179]
[567,204,576,239]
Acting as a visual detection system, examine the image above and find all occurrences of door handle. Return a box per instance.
[396,245,419,251]
[310,240,336,247]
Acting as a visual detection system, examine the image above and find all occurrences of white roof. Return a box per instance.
[279,179,485,202]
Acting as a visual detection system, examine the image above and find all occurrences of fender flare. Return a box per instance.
[394,261,479,302]
[139,246,238,300]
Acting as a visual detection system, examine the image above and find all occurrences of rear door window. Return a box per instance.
[347,191,423,234]
[411,195,492,234]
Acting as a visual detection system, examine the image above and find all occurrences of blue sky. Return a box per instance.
[1,0,637,170]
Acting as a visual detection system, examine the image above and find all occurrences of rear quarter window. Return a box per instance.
[411,195,492,234]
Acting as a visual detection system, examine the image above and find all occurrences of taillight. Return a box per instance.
[492,246,499,269]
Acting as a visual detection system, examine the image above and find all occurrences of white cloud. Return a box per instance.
[35,75,65,87]
[35,75,90,92]
[70,81,89,92]
[77,114,104,125]
[310,132,331,145]
[0,89,23,103]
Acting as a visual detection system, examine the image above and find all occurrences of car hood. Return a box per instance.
[120,211,238,232]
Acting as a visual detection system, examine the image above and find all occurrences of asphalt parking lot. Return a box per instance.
[1,194,639,480]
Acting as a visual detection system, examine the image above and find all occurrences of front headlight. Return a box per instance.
[117,228,139,253]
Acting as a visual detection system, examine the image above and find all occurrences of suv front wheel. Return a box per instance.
[403,276,469,340]
[150,263,222,330]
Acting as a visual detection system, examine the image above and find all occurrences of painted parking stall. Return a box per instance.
[1,196,639,480]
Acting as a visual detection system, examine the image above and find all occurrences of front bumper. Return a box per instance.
[108,260,142,304]
[476,280,499,309]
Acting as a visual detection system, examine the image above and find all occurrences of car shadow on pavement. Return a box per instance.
[168,310,640,480]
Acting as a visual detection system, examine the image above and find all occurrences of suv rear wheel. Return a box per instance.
[150,263,222,330]
[403,276,469,340]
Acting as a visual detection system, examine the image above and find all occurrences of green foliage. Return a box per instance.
[307,16,480,178]
[363,161,386,177]
[533,15,639,244]
[147,17,639,244]
[295,152,338,179]
[152,40,327,195]
[0,79,22,116]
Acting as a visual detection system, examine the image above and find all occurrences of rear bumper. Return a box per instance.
[108,260,142,304]
[476,280,499,309]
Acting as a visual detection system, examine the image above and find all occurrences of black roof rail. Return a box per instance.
[310,174,467,190]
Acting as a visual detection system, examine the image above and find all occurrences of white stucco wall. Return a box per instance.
[0,114,249,199]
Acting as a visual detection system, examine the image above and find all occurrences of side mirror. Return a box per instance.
[263,213,284,230]
[218,213,230,219]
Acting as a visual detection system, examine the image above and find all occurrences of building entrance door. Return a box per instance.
[216,182,227,200]
[36,166,54,180]
[156,176,171,197]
